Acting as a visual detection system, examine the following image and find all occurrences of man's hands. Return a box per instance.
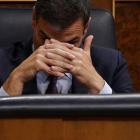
[3,36,104,95]
[46,36,105,94]
[3,40,75,95]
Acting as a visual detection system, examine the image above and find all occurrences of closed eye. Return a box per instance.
[39,30,51,40]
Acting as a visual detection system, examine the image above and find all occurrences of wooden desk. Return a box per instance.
[0,117,140,140]
[0,95,139,140]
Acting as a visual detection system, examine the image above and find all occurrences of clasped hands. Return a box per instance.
[3,35,104,95]
[38,35,104,94]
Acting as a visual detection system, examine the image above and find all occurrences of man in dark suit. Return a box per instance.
[0,0,134,96]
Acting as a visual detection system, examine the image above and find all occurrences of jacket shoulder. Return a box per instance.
[90,45,121,64]
[0,40,32,86]
[0,40,32,58]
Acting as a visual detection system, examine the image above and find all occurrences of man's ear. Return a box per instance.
[83,17,91,37]
[31,6,36,29]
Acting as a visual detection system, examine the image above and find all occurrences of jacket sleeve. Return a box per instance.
[111,52,134,93]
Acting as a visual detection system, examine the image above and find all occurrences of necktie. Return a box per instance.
[45,75,58,94]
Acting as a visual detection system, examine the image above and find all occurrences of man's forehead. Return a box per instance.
[38,16,84,29]
[38,18,84,43]
[40,29,81,43]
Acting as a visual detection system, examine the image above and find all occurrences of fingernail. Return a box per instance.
[51,66,57,71]
[50,39,55,43]
[70,44,74,47]
[45,39,48,41]
[46,44,51,48]
[70,54,75,59]
[67,64,73,69]
[60,73,65,77]
[68,44,74,47]
[47,52,52,57]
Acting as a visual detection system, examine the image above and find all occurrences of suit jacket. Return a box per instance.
[0,39,134,94]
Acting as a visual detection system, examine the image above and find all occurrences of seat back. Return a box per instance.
[0,8,117,49]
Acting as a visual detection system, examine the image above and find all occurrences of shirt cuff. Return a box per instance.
[0,87,9,96]
[99,81,112,94]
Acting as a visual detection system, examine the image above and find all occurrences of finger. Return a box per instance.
[50,38,60,44]
[35,45,74,61]
[47,59,73,70]
[46,44,84,62]
[36,59,65,77]
[40,54,73,70]
[35,47,49,56]
[45,44,75,60]
[50,38,74,49]
[83,35,94,55]
[44,39,51,45]
[47,68,65,77]
[46,52,73,63]
[51,66,69,73]
[35,45,47,51]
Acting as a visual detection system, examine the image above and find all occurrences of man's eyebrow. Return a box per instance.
[67,37,80,43]
[40,30,79,43]
[39,30,50,40]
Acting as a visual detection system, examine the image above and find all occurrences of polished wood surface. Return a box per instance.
[115,1,140,92]
[0,118,63,140]
[113,0,140,17]
[0,0,112,12]
[0,0,36,2]
[0,117,140,140]
[0,1,35,8]
[91,0,112,12]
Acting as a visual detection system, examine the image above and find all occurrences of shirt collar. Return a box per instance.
[37,71,72,83]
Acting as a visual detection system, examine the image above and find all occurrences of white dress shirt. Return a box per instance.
[37,71,72,94]
[36,71,112,94]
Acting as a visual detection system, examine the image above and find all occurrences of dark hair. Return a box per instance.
[35,0,91,30]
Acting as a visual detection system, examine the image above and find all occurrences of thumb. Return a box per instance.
[83,35,94,54]
[44,39,50,45]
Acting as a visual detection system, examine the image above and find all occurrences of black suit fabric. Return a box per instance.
[0,40,134,94]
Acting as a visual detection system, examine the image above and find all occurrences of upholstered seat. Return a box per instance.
[0,8,117,50]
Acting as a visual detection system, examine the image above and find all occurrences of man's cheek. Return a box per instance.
[37,38,45,46]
